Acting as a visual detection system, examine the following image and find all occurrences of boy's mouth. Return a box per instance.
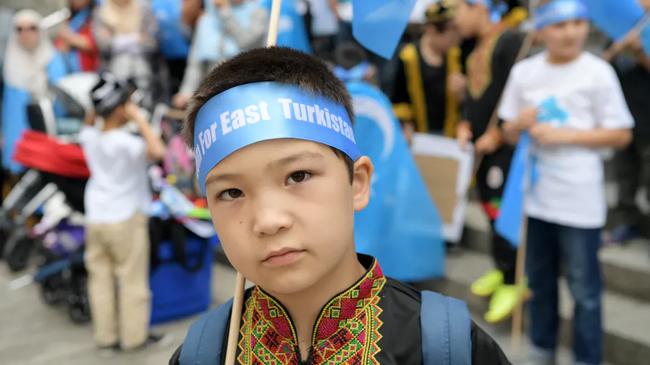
[262,248,306,266]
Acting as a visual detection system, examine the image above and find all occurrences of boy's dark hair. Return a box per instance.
[184,47,355,182]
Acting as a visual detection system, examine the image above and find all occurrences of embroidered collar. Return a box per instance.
[238,255,387,364]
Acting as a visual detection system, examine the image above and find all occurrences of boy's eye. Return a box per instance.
[217,188,244,201]
[287,171,312,185]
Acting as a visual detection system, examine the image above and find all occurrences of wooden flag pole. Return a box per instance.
[511,218,529,353]
[224,1,283,364]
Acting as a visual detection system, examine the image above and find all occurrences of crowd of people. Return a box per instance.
[1,0,649,364]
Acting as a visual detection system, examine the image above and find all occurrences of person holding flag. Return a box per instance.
[499,1,633,364]
[453,0,527,324]
[168,46,510,365]
[54,0,99,73]
[390,0,465,139]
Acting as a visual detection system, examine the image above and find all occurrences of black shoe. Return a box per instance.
[97,343,120,358]
[126,333,174,352]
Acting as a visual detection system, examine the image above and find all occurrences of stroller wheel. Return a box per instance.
[0,228,8,260]
[5,230,36,272]
[68,303,91,324]
[40,276,66,305]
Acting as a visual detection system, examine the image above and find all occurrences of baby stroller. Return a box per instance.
[1,73,95,272]
[2,73,95,323]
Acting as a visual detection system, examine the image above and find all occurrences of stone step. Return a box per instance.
[416,249,650,365]
[460,202,650,303]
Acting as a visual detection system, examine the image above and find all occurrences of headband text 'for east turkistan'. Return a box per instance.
[193,81,362,195]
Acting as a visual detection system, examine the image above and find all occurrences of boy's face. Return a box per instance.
[453,2,482,38]
[539,19,589,62]
[204,139,372,295]
[424,23,460,53]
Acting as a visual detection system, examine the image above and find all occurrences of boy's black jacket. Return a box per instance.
[169,255,511,365]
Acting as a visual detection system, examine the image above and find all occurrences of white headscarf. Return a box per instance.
[2,9,55,98]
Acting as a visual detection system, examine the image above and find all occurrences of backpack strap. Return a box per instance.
[420,290,472,365]
[179,299,233,365]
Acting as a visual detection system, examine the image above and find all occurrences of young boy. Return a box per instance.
[81,73,166,355]
[169,47,510,364]
[499,1,633,364]
[390,0,464,138]
[453,0,526,324]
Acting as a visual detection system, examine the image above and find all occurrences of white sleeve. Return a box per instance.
[593,64,634,130]
[78,125,97,146]
[498,64,522,124]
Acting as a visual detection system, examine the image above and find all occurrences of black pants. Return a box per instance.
[476,146,517,284]
[613,135,650,228]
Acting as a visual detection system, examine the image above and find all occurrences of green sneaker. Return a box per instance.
[484,284,528,324]
[470,270,504,297]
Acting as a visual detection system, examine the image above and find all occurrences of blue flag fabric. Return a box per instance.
[262,0,312,53]
[152,0,191,59]
[582,0,644,41]
[495,97,569,247]
[495,133,531,247]
[352,0,417,59]
[348,81,444,280]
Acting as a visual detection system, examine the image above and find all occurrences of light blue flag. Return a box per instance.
[262,0,312,53]
[348,80,444,280]
[582,0,644,40]
[495,133,530,247]
[496,97,569,247]
[352,0,418,59]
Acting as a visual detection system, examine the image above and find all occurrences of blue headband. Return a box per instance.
[193,82,361,195]
[465,0,507,22]
[535,0,588,30]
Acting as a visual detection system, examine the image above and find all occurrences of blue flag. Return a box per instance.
[496,97,569,247]
[582,0,644,40]
[262,0,312,53]
[495,133,530,247]
[352,0,417,59]
[348,81,444,280]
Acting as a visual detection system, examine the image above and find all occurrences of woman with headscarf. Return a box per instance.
[2,9,67,173]
[93,0,158,106]
[55,0,99,73]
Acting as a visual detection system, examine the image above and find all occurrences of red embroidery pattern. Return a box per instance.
[238,261,387,364]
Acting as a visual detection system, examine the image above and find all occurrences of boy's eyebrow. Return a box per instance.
[269,151,325,168]
[205,172,241,187]
[205,151,325,187]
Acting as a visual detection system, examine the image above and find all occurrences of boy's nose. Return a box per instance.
[251,196,293,236]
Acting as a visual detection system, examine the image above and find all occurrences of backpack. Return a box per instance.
[179,290,472,365]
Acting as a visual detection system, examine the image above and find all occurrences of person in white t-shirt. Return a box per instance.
[80,73,166,356]
[499,1,633,364]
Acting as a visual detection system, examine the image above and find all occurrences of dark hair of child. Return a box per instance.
[183,46,355,182]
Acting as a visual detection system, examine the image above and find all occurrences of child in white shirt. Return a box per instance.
[499,1,633,364]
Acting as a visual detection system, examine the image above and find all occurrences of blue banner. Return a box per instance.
[349,81,444,280]
[352,0,417,59]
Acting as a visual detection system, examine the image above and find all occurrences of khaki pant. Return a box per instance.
[85,212,150,350]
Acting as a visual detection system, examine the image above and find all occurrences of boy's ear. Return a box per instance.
[352,156,373,211]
